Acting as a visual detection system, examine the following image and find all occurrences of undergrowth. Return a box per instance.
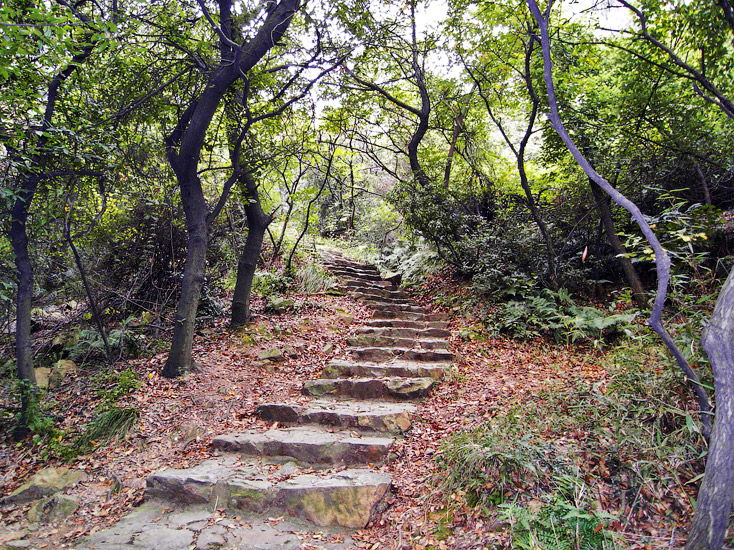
[435,339,707,547]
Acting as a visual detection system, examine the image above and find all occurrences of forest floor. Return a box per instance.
[0,274,709,550]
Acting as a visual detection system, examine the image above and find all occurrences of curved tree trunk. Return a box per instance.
[231,172,272,327]
[588,179,647,308]
[686,269,734,550]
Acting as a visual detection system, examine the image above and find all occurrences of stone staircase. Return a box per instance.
[74,250,452,549]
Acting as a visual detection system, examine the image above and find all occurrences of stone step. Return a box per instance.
[360,296,415,307]
[350,288,411,301]
[329,270,383,282]
[212,427,394,466]
[347,335,447,350]
[356,326,451,339]
[370,304,428,314]
[349,347,454,363]
[371,310,448,322]
[73,500,355,550]
[343,280,393,290]
[302,377,436,400]
[256,400,416,433]
[145,458,391,528]
[366,319,450,330]
[323,360,448,380]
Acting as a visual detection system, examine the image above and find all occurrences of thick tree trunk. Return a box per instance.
[162,215,209,377]
[231,176,271,327]
[589,179,647,308]
[686,269,734,550]
[10,179,38,439]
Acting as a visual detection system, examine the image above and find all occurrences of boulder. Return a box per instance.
[28,494,79,523]
[33,368,51,390]
[256,348,286,363]
[6,467,87,503]
[49,359,76,389]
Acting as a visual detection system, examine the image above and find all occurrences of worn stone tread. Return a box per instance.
[212,427,394,465]
[302,376,436,400]
[349,346,454,363]
[145,459,391,528]
[356,326,451,339]
[257,400,416,432]
[323,360,447,380]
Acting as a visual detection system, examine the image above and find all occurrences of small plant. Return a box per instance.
[95,368,140,409]
[253,269,293,297]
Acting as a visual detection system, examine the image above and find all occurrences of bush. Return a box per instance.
[487,288,636,346]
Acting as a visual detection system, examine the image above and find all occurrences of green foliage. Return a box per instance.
[74,406,139,453]
[293,263,336,293]
[378,239,442,286]
[488,289,636,346]
[500,499,618,550]
[253,269,293,297]
[94,368,140,410]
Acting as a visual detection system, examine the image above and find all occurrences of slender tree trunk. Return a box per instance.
[686,269,734,550]
[518,163,559,291]
[694,163,713,206]
[65,231,112,361]
[589,179,647,308]
[10,178,38,440]
[231,173,272,327]
[162,211,209,377]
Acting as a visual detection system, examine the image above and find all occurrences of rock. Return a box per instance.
[196,525,228,549]
[336,313,354,325]
[257,348,286,363]
[322,344,334,354]
[133,526,194,549]
[49,359,76,389]
[4,540,32,549]
[28,494,79,523]
[265,297,295,314]
[283,345,299,359]
[33,368,51,390]
[6,467,87,503]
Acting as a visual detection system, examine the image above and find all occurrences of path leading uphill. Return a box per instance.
[72,250,453,549]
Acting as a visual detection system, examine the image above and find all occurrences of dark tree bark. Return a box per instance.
[588,179,647,308]
[6,9,97,437]
[231,171,272,327]
[686,269,734,549]
[163,0,301,377]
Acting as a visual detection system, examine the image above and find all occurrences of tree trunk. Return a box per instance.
[589,179,647,308]
[162,214,209,377]
[231,173,272,327]
[10,178,38,439]
[686,269,734,550]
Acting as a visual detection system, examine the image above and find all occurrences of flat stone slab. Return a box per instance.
[323,360,448,380]
[356,326,451,339]
[350,347,454,363]
[72,500,353,550]
[257,400,416,432]
[347,334,447,350]
[145,458,391,528]
[212,427,394,465]
[302,377,436,400]
[366,319,450,330]
[371,310,448,321]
